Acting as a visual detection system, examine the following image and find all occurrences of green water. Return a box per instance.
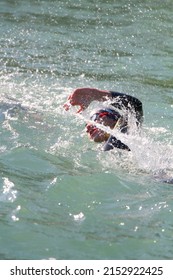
[0,0,173,260]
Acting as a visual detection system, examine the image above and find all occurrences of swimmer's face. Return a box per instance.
[86,111,117,143]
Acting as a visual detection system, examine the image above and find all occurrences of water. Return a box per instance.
[0,0,173,260]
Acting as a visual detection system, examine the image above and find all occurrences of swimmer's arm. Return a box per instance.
[110,91,143,124]
[103,135,130,151]
[64,88,112,113]
[63,88,143,122]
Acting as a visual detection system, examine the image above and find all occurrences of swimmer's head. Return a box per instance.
[86,108,122,143]
[90,108,121,124]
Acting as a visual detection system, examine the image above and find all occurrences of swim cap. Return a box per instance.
[90,108,121,122]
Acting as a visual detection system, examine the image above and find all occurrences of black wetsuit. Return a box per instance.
[103,91,143,151]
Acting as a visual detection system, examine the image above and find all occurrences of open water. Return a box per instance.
[0,0,173,260]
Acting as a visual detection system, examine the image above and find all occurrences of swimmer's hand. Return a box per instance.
[63,100,85,113]
[63,88,110,113]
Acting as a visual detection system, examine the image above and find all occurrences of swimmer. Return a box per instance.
[64,88,143,151]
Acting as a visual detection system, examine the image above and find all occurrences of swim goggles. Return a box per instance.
[90,108,120,122]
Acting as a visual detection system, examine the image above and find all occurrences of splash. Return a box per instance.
[1,76,173,183]
[69,105,173,182]
[0,177,17,202]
